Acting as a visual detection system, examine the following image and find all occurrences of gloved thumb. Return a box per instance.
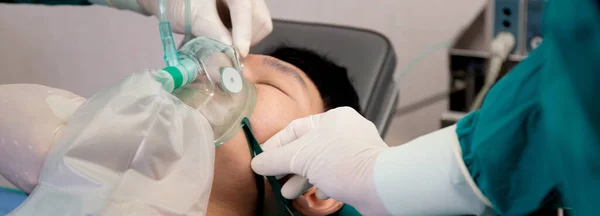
[226,0,252,56]
[251,113,323,176]
[248,0,273,47]
[226,0,273,56]
[258,113,324,152]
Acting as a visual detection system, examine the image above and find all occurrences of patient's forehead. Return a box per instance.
[243,54,323,110]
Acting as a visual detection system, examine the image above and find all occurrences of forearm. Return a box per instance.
[1,0,147,14]
[0,0,90,5]
[372,125,493,215]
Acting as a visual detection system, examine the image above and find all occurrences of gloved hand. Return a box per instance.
[251,107,391,215]
[92,0,273,56]
[0,84,85,193]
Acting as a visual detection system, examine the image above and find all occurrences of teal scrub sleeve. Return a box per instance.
[457,0,600,215]
[457,45,552,215]
[0,0,91,5]
[540,0,600,214]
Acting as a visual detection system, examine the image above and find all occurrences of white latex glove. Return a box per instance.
[91,0,273,56]
[251,107,391,215]
[0,84,85,193]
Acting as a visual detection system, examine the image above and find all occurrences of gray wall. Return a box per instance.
[0,4,182,97]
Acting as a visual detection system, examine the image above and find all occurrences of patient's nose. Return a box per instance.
[241,66,256,83]
[241,55,259,83]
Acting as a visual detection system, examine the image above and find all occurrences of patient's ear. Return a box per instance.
[292,187,343,216]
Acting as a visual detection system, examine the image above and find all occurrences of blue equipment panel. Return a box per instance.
[494,0,548,55]
[525,0,547,53]
[494,0,521,53]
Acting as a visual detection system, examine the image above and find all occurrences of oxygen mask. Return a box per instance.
[162,37,256,145]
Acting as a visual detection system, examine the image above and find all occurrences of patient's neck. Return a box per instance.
[206,185,279,216]
[206,196,256,216]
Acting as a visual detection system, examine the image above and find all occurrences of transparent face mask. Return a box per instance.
[172,38,295,214]
[171,37,257,145]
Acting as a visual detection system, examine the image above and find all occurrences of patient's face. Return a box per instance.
[206,54,325,214]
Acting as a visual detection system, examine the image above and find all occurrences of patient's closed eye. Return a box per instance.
[262,57,306,88]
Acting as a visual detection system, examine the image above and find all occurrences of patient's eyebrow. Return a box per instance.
[262,58,307,88]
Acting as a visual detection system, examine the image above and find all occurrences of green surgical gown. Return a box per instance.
[457,0,600,215]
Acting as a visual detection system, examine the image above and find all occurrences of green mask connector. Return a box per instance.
[156,56,199,93]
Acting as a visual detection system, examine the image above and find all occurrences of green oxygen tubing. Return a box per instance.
[156,0,196,93]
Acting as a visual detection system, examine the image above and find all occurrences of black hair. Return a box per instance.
[267,47,362,113]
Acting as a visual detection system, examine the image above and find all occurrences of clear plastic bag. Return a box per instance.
[10,70,215,216]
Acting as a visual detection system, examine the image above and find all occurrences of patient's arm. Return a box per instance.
[0,84,85,193]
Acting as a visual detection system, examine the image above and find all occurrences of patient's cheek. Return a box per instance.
[250,86,304,143]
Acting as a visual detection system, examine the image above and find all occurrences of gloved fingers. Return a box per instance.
[251,139,301,176]
[166,0,187,32]
[191,5,233,46]
[281,175,312,199]
[252,114,322,175]
[193,23,233,46]
[225,0,253,56]
[259,114,322,152]
[249,0,273,46]
[315,188,330,200]
[137,0,185,32]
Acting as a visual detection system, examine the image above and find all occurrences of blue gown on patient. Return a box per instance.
[456,0,600,215]
[0,188,27,215]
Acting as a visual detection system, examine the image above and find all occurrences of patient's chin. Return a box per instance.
[292,187,344,216]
